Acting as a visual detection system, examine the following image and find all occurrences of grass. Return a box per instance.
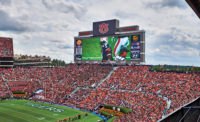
[107,116,117,122]
[0,99,102,122]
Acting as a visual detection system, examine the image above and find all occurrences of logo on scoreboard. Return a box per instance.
[93,19,118,36]
[76,40,82,46]
[133,35,138,41]
[99,23,109,34]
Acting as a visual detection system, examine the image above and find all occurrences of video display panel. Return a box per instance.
[0,38,13,57]
[75,34,142,62]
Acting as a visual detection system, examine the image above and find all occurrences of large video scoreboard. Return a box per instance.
[74,19,145,64]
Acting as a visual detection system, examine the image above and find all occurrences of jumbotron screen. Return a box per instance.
[75,34,142,62]
[0,38,13,57]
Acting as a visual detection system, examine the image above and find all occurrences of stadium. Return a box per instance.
[0,0,200,122]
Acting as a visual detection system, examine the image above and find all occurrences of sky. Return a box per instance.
[0,0,200,66]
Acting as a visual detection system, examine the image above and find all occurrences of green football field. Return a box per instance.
[0,99,102,122]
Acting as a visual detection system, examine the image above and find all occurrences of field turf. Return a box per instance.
[0,99,102,122]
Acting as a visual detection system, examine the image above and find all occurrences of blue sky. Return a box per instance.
[0,0,199,66]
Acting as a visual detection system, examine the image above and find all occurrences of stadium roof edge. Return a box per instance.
[78,25,140,37]
[186,0,200,19]
[158,96,200,122]
[75,30,145,39]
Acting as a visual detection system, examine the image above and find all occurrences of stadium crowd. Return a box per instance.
[0,82,10,98]
[0,64,199,121]
[0,64,112,102]
[0,39,13,57]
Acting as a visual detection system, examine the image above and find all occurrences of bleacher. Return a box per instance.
[0,64,199,121]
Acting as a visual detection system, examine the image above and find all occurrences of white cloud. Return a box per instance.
[0,0,199,66]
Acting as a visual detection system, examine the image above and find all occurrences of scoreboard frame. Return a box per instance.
[74,19,145,65]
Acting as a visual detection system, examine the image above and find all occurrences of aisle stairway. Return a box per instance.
[96,66,118,88]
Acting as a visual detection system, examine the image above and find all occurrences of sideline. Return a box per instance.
[54,103,108,121]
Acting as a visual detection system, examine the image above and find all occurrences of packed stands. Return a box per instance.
[0,38,14,67]
[7,81,28,91]
[0,82,10,97]
[139,71,200,112]
[0,78,11,98]
[100,66,150,90]
[0,64,112,102]
[0,38,13,57]
[0,64,199,121]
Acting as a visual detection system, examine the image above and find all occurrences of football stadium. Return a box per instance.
[0,0,200,122]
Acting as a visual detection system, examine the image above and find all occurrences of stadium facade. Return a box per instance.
[14,55,51,67]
